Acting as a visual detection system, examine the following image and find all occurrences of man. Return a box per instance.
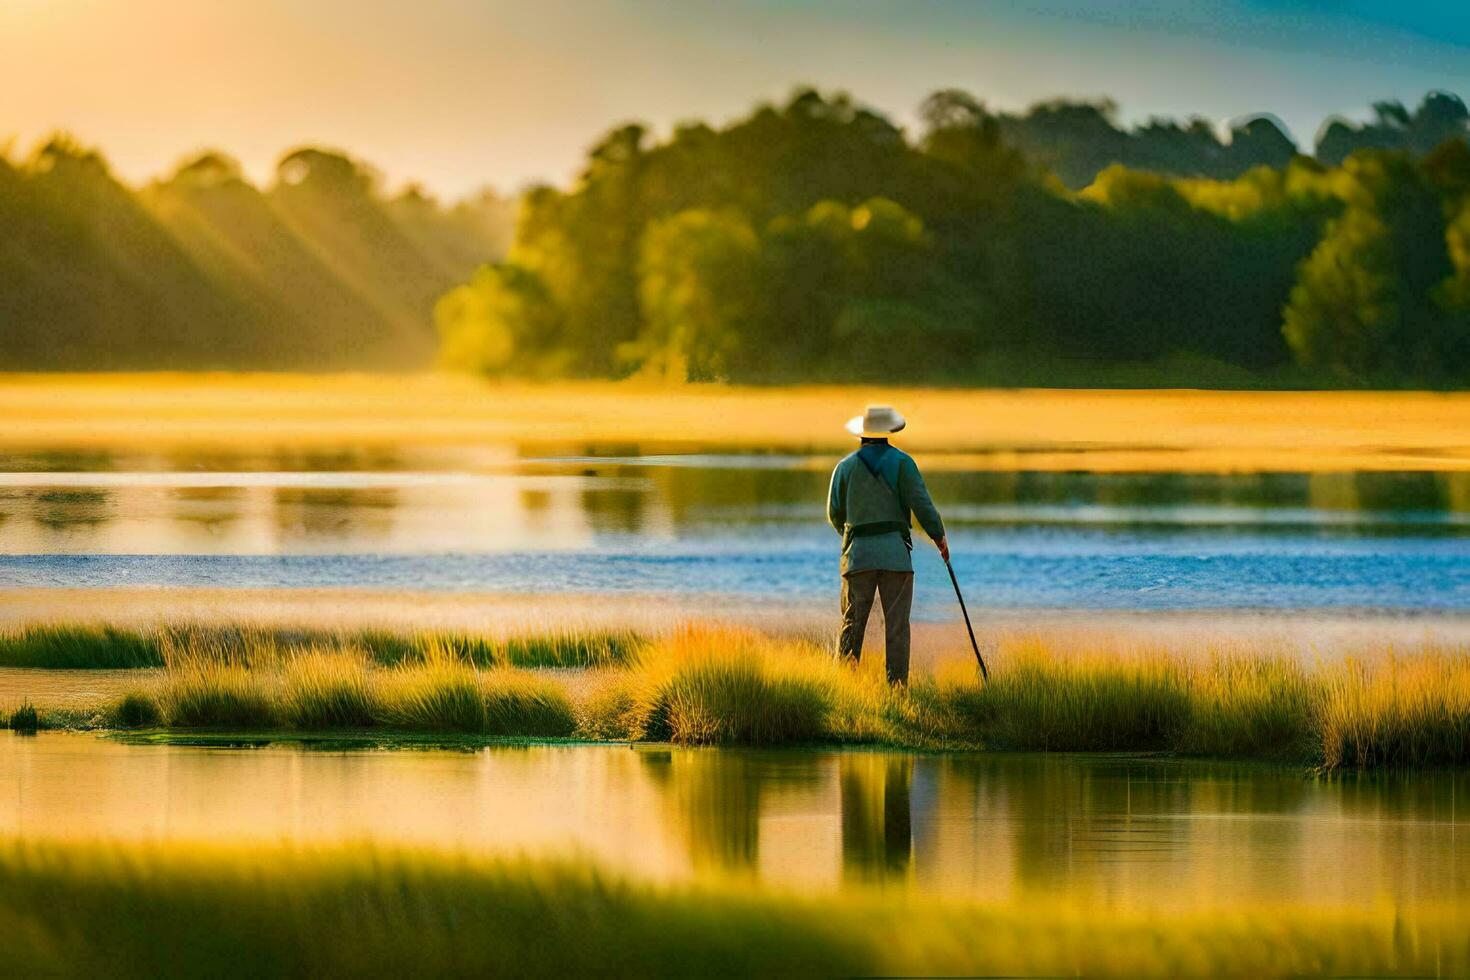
[827,405,947,685]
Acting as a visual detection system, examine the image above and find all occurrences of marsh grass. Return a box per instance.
[374,657,487,732]
[1182,654,1317,760]
[143,642,577,737]
[960,641,1192,751]
[0,625,164,669]
[1318,653,1470,769]
[0,839,1465,978]
[109,690,163,729]
[160,660,281,729]
[479,670,577,737]
[13,622,1470,769]
[282,651,378,729]
[7,700,40,734]
[625,626,891,745]
[0,623,646,670]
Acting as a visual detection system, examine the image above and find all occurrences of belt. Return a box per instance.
[848,520,910,539]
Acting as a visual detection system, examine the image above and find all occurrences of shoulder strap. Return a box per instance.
[855,444,900,498]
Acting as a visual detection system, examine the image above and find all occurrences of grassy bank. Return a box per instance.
[0,839,1463,978]
[6,624,1470,770]
[5,374,1470,473]
[0,624,643,670]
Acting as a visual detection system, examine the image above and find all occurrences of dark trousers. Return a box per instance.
[838,570,914,684]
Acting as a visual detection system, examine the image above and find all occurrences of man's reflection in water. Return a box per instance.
[840,754,913,881]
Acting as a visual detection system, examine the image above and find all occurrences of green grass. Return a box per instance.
[11,623,1470,769]
[282,651,378,728]
[130,648,577,738]
[0,624,646,670]
[1318,654,1470,769]
[953,642,1193,751]
[625,629,843,744]
[0,839,1464,978]
[160,661,282,729]
[0,625,164,669]
[108,690,163,729]
[6,700,40,734]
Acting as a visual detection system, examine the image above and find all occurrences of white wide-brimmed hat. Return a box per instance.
[845,405,907,437]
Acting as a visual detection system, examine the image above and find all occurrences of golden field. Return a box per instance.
[0,838,1463,978]
[3,372,1470,471]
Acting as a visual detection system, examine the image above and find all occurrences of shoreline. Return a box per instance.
[3,619,1468,770]
[2,587,1469,655]
[3,374,1470,472]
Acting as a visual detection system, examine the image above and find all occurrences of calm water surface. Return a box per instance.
[2,733,1466,909]
[0,445,1467,612]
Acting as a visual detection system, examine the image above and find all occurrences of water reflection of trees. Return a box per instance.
[170,487,246,536]
[927,756,1312,903]
[580,488,648,534]
[640,750,767,873]
[32,489,113,531]
[273,488,397,543]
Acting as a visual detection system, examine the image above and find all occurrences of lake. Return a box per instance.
[0,445,1467,614]
[3,732,1466,910]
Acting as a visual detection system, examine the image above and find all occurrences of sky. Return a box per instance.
[1,0,1468,199]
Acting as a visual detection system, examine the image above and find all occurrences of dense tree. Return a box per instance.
[1316,93,1470,166]
[0,137,512,369]
[1284,152,1460,381]
[438,87,1470,386]
[989,99,1297,189]
[5,86,1470,383]
[633,209,764,380]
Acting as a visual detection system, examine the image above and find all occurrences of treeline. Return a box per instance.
[440,89,1470,386]
[988,91,1470,189]
[0,138,512,369]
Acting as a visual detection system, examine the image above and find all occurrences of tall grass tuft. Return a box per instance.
[109,690,163,729]
[1179,654,1317,760]
[374,659,487,733]
[480,670,577,737]
[1318,653,1470,769]
[500,628,644,669]
[7,700,41,734]
[629,627,859,745]
[282,650,379,729]
[160,660,281,729]
[0,625,164,669]
[961,640,1192,751]
[382,628,645,669]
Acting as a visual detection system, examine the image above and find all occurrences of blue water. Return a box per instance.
[1,451,1466,614]
[3,529,1467,615]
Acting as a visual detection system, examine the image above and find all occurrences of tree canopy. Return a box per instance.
[439,87,1470,387]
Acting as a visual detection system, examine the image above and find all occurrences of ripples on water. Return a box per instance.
[0,445,1466,612]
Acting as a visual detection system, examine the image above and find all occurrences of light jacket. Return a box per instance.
[827,440,945,574]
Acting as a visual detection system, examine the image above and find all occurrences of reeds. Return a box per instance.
[12,622,1470,769]
[627,628,836,744]
[0,624,646,671]
[0,625,164,669]
[119,642,577,737]
[6,700,40,734]
[1318,653,1470,769]
[957,640,1192,751]
[0,839,1465,978]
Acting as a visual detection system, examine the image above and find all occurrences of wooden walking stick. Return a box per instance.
[945,558,989,681]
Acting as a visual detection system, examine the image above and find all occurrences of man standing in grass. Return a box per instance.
[827,405,947,685]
